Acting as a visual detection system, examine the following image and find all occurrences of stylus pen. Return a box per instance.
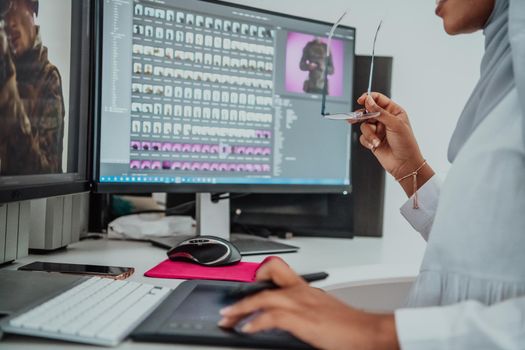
[226,272,329,299]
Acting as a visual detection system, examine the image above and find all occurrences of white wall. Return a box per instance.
[226,0,485,256]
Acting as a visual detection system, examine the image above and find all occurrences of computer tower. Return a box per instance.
[0,201,30,264]
[28,193,90,252]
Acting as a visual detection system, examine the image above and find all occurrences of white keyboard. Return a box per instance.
[4,277,171,346]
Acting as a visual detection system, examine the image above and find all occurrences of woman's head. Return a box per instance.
[435,0,496,35]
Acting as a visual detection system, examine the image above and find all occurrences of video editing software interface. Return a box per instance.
[98,0,355,187]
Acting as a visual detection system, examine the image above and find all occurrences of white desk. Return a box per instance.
[0,233,426,349]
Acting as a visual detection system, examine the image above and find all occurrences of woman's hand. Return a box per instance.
[218,258,399,350]
[353,93,434,196]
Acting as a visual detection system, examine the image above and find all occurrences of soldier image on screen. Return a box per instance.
[0,0,65,176]
[299,38,334,94]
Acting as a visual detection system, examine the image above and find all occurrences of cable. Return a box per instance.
[165,199,196,215]
[210,193,251,202]
[119,193,251,217]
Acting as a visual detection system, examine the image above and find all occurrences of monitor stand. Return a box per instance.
[196,193,299,255]
[195,193,230,240]
[151,193,299,256]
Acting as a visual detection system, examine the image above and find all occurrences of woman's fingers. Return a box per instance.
[360,123,381,148]
[358,92,408,127]
[364,95,402,130]
[223,309,321,349]
[221,289,296,317]
[219,288,302,328]
[219,260,307,329]
[360,134,374,150]
[370,92,405,114]
[376,121,386,140]
[255,257,306,288]
[240,309,312,338]
[357,93,369,105]
[358,92,404,115]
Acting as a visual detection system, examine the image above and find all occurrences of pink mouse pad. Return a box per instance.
[144,259,271,282]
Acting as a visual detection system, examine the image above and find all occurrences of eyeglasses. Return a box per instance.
[321,12,382,121]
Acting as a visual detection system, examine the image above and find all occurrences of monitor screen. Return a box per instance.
[95,0,355,193]
[0,0,91,202]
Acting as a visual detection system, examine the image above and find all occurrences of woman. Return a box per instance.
[218,0,525,349]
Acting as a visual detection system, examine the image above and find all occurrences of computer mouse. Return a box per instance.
[167,235,241,266]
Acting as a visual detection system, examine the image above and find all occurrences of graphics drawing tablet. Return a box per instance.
[131,280,314,349]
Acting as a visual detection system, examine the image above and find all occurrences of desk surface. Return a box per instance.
[1,234,426,349]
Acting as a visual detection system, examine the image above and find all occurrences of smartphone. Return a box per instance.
[18,261,135,280]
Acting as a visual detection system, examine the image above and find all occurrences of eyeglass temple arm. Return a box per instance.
[367,20,383,97]
[322,11,347,116]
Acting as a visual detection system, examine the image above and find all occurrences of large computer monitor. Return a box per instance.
[94,0,355,194]
[94,0,357,241]
[0,0,92,203]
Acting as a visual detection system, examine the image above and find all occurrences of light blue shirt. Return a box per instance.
[395,87,525,349]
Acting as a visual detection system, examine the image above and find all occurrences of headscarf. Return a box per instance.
[448,0,525,162]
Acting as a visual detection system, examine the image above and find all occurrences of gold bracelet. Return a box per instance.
[395,160,427,209]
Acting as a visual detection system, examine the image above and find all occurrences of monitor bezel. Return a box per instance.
[92,0,356,194]
[0,0,94,204]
